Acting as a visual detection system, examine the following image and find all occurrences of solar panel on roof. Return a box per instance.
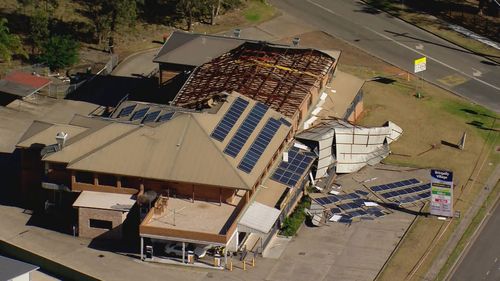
[130,107,149,121]
[238,118,281,173]
[224,102,268,157]
[211,97,249,142]
[279,117,292,127]
[117,104,137,118]
[270,147,316,187]
[142,110,160,123]
[157,112,175,122]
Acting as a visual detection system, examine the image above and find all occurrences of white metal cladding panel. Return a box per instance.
[316,137,334,178]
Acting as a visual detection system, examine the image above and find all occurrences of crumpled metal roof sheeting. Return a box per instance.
[297,119,403,175]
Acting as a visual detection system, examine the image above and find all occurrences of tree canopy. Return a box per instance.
[39,35,79,70]
[0,19,27,62]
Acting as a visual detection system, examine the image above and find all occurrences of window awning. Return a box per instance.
[238,202,281,234]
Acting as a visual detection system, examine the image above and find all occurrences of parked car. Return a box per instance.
[164,243,192,257]
[165,243,211,258]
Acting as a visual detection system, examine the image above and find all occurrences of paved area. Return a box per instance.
[0,204,207,281]
[271,0,500,113]
[450,199,500,281]
[112,49,159,78]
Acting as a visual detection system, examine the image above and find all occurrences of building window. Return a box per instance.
[89,219,112,230]
[75,172,93,184]
[98,174,116,187]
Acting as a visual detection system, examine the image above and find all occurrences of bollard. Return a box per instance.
[243,259,246,271]
[251,257,255,267]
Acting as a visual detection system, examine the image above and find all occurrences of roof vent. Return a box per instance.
[292,37,300,47]
[55,132,68,150]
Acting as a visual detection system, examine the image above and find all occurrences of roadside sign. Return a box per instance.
[414,57,426,73]
[430,169,454,217]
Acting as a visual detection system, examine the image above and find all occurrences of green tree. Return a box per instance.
[176,0,202,31]
[0,19,27,62]
[39,35,79,70]
[83,0,142,44]
[29,10,50,55]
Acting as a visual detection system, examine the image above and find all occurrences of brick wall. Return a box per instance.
[78,207,126,239]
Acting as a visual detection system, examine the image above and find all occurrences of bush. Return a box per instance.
[40,35,79,70]
[279,196,311,237]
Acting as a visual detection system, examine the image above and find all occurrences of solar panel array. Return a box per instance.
[130,107,149,121]
[157,112,175,122]
[380,183,431,199]
[370,178,420,192]
[270,147,316,187]
[238,118,281,173]
[279,117,292,127]
[211,97,249,142]
[142,110,161,123]
[117,105,137,118]
[396,192,431,204]
[312,188,389,224]
[313,195,340,205]
[224,103,268,157]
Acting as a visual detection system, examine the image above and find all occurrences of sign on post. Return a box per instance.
[414,57,427,73]
[430,169,453,217]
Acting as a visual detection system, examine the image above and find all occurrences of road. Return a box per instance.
[450,199,500,281]
[271,0,500,113]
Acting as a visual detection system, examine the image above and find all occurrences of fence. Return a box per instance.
[43,54,119,99]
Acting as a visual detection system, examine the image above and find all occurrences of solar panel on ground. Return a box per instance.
[330,207,341,214]
[142,110,160,123]
[353,199,365,206]
[130,107,149,121]
[238,118,281,173]
[211,97,249,142]
[270,147,316,187]
[337,204,353,210]
[157,112,175,122]
[117,105,137,118]
[339,216,352,223]
[224,102,268,157]
[355,190,369,196]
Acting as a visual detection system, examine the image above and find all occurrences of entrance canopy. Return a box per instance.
[73,191,135,212]
[238,202,281,234]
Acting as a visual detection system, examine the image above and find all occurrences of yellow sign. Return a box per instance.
[414,57,427,73]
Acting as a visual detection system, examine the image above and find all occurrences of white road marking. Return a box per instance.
[305,0,500,91]
[494,257,498,263]
[472,68,483,77]
[416,43,424,50]
[486,270,490,275]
